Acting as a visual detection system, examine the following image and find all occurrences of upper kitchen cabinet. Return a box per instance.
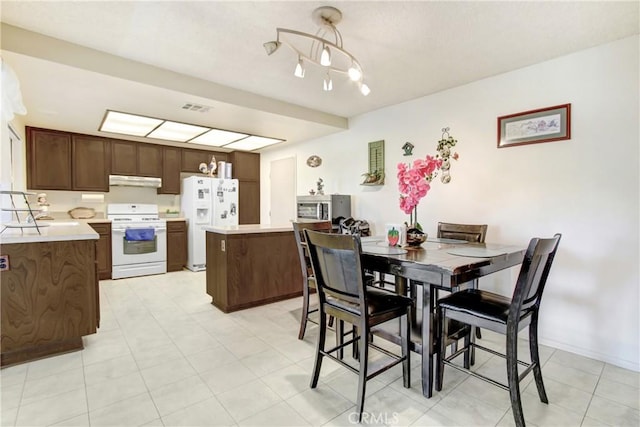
[110,140,137,175]
[229,151,260,181]
[137,144,162,177]
[26,127,73,190]
[181,148,227,173]
[111,140,162,177]
[158,146,181,195]
[72,135,110,192]
[229,151,260,225]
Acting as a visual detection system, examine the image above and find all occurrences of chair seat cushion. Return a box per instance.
[326,287,412,319]
[438,289,512,324]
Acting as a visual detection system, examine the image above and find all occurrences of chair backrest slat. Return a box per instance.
[437,222,488,243]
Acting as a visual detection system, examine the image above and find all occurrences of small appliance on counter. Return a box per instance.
[296,194,351,231]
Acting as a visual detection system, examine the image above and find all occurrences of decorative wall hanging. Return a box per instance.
[361,140,385,185]
[306,155,322,167]
[402,142,414,156]
[498,103,571,148]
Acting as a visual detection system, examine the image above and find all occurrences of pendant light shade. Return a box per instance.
[294,58,305,78]
[323,73,333,91]
[320,45,331,66]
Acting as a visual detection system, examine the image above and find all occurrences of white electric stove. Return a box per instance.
[107,204,167,279]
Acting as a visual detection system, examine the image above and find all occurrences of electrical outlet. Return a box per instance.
[0,255,9,271]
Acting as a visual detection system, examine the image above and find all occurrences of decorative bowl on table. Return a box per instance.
[406,228,427,247]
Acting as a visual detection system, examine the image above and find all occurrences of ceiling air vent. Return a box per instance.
[182,103,212,113]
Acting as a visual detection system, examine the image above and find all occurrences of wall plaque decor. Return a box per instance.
[498,103,571,148]
[306,155,322,167]
[361,140,385,185]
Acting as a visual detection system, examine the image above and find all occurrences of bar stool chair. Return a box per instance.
[304,229,412,422]
[437,222,488,340]
[409,222,488,363]
[292,221,334,340]
[435,233,561,427]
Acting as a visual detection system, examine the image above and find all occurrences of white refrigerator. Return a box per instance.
[181,176,239,271]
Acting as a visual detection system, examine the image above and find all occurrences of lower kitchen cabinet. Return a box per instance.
[1,239,98,366]
[167,220,187,272]
[89,222,112,280]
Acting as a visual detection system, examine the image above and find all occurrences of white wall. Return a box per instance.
[260,36,640,371]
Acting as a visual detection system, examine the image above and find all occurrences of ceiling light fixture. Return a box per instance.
[263,6,370,95]
[99,110,284,151]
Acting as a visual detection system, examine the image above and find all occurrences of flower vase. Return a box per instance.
[406,226,427,247]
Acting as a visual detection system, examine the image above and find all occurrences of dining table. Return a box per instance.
[359,236,527,398]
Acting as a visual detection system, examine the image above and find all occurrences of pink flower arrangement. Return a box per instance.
[397,129,460,226]
[397,156,442,215]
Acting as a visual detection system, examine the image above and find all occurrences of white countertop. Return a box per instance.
[1,220,99,244]
[204,224,294,235]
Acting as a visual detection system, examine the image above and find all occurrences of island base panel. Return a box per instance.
[1,337,83,367]
[206,230,303,313]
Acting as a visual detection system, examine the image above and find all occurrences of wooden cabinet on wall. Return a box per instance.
[229,151,260,181]
[26,127,110,192]
[181,149,227,173]
[72,135,110,192]
[89,222,112,280]
[111,140,162,177]
[229,151,260,225]
[137,144,162,177]
[111,140,138,175]
[158,146,181,195]
[166,220,187,272]
[26,127,72,190]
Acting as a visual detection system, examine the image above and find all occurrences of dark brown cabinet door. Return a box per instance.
[181,149,227,173]
[158,146,181,194]
[229,151,260,181]
[89,222,112,280]
[167,221,187,272]
[72,135,110,191]
[137,144,162,177]
[111,140,137,175]
[238,180,260,224]
[26,127,72,190]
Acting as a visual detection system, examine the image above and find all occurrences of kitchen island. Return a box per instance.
[205,224,302,312]
[0,221,100,366]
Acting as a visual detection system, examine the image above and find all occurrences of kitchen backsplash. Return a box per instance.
[29,186,181,217]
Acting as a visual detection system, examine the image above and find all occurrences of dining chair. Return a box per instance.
[409,222,489,361]
[304,229,412,422]
[435,233,561,427]
[292,220,334,340]
[437,222,488,340]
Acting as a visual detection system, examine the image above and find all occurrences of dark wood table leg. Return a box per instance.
[421,282,433,398]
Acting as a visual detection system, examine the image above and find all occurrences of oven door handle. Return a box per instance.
[112,227,167,233]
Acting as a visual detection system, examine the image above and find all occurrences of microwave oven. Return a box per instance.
[296,194,351,223]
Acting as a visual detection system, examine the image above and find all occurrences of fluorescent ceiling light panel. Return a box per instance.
[224,136,283,151]
[190,129,248,146]
[147,121,209,142]
[100,111,162,136]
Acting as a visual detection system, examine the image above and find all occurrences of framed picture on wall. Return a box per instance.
[497,103,571,148]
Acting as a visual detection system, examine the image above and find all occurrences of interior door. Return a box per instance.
[269,157,296,225]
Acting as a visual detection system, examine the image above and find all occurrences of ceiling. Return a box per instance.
[1,1,638,151]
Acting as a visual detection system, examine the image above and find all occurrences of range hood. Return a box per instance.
[109,175,162,188]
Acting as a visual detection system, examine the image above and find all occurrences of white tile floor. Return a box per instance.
[1,270,638,426]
